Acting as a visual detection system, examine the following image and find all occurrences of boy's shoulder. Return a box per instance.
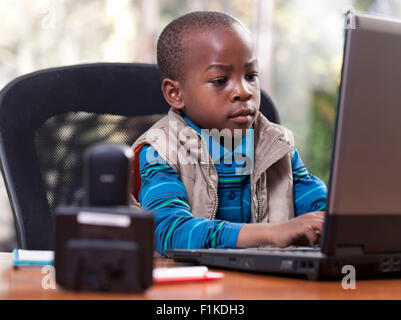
[254,112,295,148]
[132,108,183,145]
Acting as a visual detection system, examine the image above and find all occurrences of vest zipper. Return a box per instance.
[255,180,262,223]
[253,133,286,223]
[197,133,219,220]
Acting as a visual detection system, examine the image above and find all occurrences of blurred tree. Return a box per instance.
[138,0,159,63]
[354,0,377,10]
[303,0,401,185]
[305,88,336,184]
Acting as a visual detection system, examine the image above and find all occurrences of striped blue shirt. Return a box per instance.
[138,116,327,255]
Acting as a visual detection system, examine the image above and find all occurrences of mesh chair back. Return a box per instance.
[0,63,280,250]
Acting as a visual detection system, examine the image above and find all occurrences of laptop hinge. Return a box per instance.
[335,246,364,256]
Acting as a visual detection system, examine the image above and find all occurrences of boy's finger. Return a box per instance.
[312,211,325,218]
[304,211,324,218]
[305,221,324,236]
[303,225,319,247]
[301,212,324,222]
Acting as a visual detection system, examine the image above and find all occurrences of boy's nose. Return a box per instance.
[231,80,253,102]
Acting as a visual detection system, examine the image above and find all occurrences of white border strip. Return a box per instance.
[77,211,131,228]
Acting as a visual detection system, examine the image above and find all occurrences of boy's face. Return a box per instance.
[163,23,260,137]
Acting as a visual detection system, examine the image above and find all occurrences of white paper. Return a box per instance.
[16,249,54,262]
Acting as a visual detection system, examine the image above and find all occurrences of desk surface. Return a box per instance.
[1,252,401,300]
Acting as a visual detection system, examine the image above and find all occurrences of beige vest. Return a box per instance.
[131,108,295,224]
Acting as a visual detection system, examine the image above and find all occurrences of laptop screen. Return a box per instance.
[322,13,401,254]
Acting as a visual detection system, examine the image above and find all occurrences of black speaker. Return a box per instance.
[84,143,132,206]
[54,206,154,293]
[54,142,154,293]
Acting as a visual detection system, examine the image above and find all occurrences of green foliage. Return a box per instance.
[304,88,337,184]
[353,0,377,11]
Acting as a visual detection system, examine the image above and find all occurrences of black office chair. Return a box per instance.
[0,63,280,250]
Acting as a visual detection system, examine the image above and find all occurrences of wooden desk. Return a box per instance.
[1,252,401,300]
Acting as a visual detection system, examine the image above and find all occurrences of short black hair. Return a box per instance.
[157,11,241,82]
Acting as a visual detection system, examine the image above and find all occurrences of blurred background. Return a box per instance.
[1,0,400,251]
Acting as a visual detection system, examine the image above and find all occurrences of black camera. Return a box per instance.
[84,143,132,206]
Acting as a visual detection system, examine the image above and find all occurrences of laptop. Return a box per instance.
[165,12,401,280]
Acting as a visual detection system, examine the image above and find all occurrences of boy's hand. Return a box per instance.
[269,212,325,248]
[236,212,325,248]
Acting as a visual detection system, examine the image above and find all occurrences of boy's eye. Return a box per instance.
[246,73,259,81]
[210,77,228,86]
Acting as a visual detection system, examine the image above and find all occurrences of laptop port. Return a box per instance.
[228,257,237,263]
[381,259,391,272]
[299,260,314,270]
[382,265,391,272]
[392,258,400,271]
[280,259,294,271]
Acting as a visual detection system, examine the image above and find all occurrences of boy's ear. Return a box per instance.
[161,78,185,110]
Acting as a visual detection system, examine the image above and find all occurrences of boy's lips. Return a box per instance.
[228,107,255,124]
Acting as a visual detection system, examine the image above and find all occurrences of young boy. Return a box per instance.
[130,11,327,256]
